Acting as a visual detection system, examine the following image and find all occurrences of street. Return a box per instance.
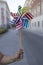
[0,29,43,65]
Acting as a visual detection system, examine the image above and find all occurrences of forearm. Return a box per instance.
[0,55,17,64]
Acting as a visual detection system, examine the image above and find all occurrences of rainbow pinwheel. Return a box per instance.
[10,6,34,49]
[11,6,33,30]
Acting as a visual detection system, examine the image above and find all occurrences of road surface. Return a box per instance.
[0,29,43,65]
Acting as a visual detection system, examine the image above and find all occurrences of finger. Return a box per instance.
[19,49,24,54]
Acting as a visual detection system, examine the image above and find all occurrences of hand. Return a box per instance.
[0,49,23,64]
[15,49,24,61]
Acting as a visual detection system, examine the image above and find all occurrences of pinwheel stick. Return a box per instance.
[20,28,22,49]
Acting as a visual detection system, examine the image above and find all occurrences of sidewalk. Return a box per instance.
[25,28,43,36]
[29,30,43,36]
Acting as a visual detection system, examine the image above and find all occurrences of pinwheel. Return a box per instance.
[11,6,33,49]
